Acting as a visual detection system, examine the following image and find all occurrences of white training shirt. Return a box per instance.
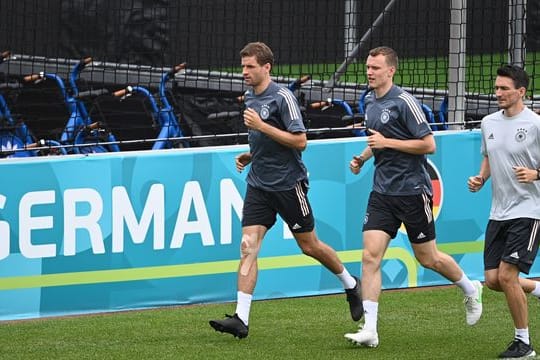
[480,107,540,220]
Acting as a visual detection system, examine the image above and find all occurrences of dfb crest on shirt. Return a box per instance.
[260,105,270,120]
[380,108,391,124]
[515,127,527,142]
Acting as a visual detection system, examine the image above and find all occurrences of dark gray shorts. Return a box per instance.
[362,190,436,243]
[241,181,314,233]
[484,218,540,274]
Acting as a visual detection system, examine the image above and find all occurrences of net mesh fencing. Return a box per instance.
[0,0,538,150]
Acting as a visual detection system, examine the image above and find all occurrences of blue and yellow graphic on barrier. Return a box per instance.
[0,130,532,320]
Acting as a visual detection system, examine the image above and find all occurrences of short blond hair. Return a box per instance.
[369,46,398,69]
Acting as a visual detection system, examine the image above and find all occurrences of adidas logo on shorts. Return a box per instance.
[292,223,302,230]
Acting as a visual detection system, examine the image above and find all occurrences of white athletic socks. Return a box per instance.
[515,328,530,345]
[530,281,540,297]
[454,273,477,296]
[337,268,357,289]
[235,291,253,326]
[362,300,379,331]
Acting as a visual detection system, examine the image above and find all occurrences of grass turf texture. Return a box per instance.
[1,284,539,359]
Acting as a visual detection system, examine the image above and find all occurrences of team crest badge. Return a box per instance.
[515,127,527,142]
[380,108,391,124]
[260,105,270,120]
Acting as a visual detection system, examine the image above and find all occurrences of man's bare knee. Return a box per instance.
[485,278,501,291]
[240,233,260,276]
[295,232,320,257]
[417,256,440,271]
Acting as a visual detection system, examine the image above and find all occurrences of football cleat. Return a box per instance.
[209,313,249,339]
[344,326,379,348]
[498,338,536,358]
[345,276,364,321]
[464,280,483,325]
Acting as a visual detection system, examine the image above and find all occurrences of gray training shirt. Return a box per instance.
[480,107,540,220]
[364,85,433,196]
[244,81,308,191]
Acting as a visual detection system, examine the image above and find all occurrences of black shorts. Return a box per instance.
[484,218,540,274]
[362,191,435,243]
[241,181,314,233]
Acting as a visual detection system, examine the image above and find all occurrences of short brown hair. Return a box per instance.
[369,46,398,69]
[497,64,530,90]
[240,42,274,68]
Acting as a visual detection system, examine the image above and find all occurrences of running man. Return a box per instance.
[344,46,483,348]
[209,42,362,339]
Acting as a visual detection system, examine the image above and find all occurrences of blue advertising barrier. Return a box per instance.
[0,130,529,320]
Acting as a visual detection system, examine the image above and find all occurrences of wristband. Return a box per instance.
[475,175,485,185]
[536,168,540,181]
[357,156,365,168]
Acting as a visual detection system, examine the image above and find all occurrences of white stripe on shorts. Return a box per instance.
[422,192,433,223]
[528,219,540,251]
[295,182,309,216]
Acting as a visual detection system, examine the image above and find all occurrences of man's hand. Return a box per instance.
[235,152,252,173]
[513,166,538,183]
[349,155,364,175]
[243,108,264,131]
[366,129,386,149]
[467,175,485,192]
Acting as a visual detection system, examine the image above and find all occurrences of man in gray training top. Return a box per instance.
[468,64,540,359]
[345,46,483,348]
[209,41,362,339]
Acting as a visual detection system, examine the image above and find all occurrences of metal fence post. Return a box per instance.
[448,0,467,129]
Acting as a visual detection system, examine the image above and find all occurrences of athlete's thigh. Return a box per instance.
[362,229,392,261]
